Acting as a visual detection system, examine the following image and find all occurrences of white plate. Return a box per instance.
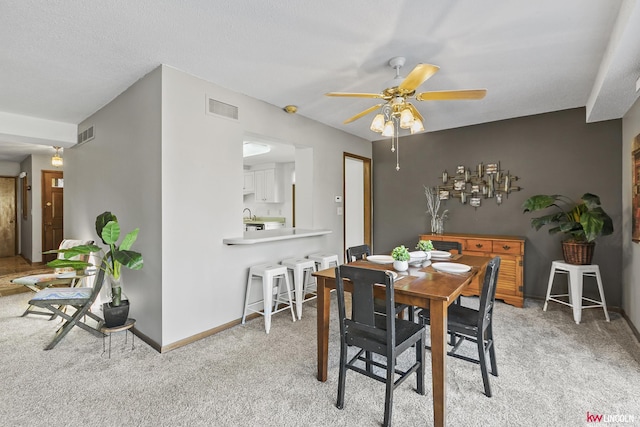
[429,250,452,259]
[432,262,471,273]
[367,255,394,264]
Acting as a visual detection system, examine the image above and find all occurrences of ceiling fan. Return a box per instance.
[326,56,487,135]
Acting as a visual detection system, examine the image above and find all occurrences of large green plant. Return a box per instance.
[47,211,143,306]
[522,193,613,243]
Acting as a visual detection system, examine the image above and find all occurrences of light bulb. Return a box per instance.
[370,114,385,133]
[399,108,414,129]
[381,120,395,137]
[410,118,425,134]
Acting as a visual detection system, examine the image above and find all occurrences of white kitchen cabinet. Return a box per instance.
[243,171,255,194]
[254,168,281,202]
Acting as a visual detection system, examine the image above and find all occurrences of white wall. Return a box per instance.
[67,66,163,343]
[0,161,20,176]
[622,96,640,334]
[64,64,370,349]
[160,65,370,346]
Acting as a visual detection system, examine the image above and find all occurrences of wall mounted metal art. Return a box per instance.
[436,161,521,208]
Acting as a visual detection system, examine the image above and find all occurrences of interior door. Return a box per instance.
[42,170,64,263]
[0,177,17,257]
[343,153,372,257]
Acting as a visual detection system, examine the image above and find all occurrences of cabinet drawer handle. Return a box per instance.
[475,243,483,248]
[503,245,511,250]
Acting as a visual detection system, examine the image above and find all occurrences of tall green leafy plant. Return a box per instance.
[522,193,613,243]
[47,211,143,306]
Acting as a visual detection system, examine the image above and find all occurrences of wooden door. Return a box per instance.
[343,153,372,256]
[0,177,17,257]
[42,171,64,263]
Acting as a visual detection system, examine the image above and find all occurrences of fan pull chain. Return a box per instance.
[395,131,400,171]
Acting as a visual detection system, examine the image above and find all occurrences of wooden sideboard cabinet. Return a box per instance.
[419,232,525,308]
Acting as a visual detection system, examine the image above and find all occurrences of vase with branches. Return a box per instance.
[424,186,449,234]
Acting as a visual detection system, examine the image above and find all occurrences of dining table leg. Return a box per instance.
[316,276,331,382]
[430,298,448,427]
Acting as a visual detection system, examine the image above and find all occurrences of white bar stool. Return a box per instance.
[281,257,317,320]
[543,260,610,324]
[307,252,339,271]
[242,264,296,333]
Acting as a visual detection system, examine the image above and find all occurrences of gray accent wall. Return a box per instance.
[373,108,623,307]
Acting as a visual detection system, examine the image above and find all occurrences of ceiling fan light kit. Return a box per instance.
[326,56,486,170]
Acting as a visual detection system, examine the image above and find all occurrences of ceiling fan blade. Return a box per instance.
[325,92,384,99]
[397,64,440,94]
[407,103,424,123]
[416,89,487,101]
[343,104,383,124]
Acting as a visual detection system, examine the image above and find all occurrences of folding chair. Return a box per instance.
[28,258,107,350]
[11,239,94,318]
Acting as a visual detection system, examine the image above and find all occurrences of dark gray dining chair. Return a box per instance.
[335,265,426,426]
[345,244,370,262]
[346,244,412,320]
[418,256,501,397]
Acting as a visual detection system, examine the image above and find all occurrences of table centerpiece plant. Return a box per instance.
[416,239,434,252]
[391,245,410,272]
[47,211,143,326]
[522,193,613,264]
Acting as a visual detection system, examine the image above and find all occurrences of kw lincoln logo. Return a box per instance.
[586,412,635,423]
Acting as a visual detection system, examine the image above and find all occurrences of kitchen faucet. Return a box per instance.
[243,208,254,220]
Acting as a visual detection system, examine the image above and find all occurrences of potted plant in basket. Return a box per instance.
[522,193,613,264]
[391,245,410,272]
[47,211,143,326]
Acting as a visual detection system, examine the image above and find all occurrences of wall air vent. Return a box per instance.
[77,125,95,145]
[207,97,239,120]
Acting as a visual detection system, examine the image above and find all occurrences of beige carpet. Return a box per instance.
[1,291,639,426]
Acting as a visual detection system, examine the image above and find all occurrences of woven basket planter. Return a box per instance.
[561,241,595,265]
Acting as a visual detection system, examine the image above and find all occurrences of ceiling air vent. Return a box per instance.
[207,97,239,120]
[77,125,95,145]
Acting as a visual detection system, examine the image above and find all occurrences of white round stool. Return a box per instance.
[307,253,339,271]
[281,258,317,319]
[242,264,296,333]
[543,260,610,324]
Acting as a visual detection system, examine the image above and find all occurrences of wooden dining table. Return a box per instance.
[312,254,491,427]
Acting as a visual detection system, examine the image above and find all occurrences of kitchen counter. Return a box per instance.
[223,228,332,245]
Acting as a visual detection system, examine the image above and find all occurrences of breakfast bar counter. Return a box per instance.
[223,228,331,245]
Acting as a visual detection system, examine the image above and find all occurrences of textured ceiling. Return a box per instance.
[1,0,640,162]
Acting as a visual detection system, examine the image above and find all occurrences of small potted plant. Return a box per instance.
[47,211,143,326]
[522,193,613,264]
[391,245,410,272]
[416,239,434,252]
